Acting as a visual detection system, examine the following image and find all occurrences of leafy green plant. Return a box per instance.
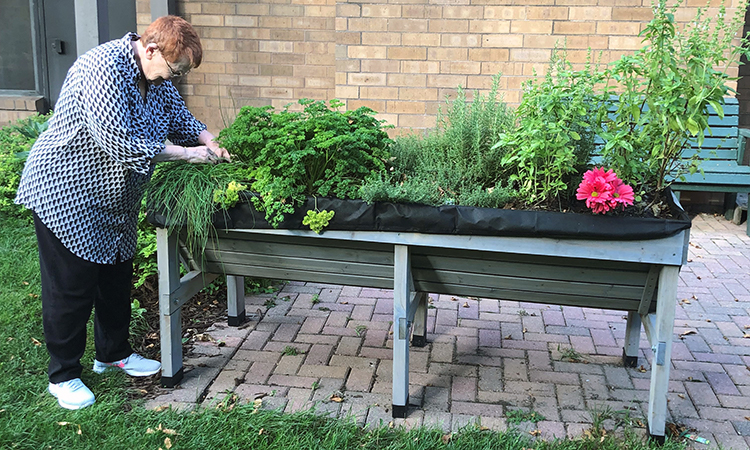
[302,209,335,234]
[557,344,584,363]
[494,49,605,208]
[282,346,300,356]
[0,113,52,220]
[218,99,392,227]
[599,0,750,197]
[355,324,367,336]
[311,293,321,305]
[360,74,516,209]
[129,299,148,340]
[213,180,247,209]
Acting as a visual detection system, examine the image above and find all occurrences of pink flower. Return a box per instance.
[577,167,634,214]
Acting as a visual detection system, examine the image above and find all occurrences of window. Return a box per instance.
[0,0,35,91]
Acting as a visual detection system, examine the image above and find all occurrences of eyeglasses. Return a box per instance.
[162,52,189,79]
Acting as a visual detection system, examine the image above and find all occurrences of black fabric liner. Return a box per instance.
[149,189,692,241]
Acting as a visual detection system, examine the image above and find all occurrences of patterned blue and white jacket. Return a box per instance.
[16,33,206,264]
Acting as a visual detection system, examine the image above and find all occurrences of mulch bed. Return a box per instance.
[124,274,228,403]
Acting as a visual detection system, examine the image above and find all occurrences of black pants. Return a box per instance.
[34,214,134,383]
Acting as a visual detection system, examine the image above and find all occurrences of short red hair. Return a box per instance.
[141,15,202,68]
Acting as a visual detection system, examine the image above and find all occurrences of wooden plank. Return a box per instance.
[670,183,750,193]
[412,268,646,300]
[202,261,393,289]
[204,248,394,279]
[411,252,649,286]
[208,234,393,265]
[414,281,641,311]
[680,149,738,160]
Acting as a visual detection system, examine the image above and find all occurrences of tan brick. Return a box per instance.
[259,17,293,28]
[271,29,305,41]
[553,21,596,35]
[402,5,427,18]
[596,21,642,36]
[524,35,607,50]
[469,20,510,34]
[196,26,236,39]
[294,17,333,29]
[348,73,387,85]
[482,34,524,48]
[270,4,304,16]
[401,33,441,47]
[469,48,510,62]
[236,28,271,40]
[611,7,653,21]
[260,65,294,77]
[195,62,226,74]
[305,78,335,89]
[201,3,235,15]
[527,6,569,20]
[259,41,294,53]
[337,59,360,72]
[337,31,361,45]
[427,74,468,88]
[389,18,428,32]
[375,113,398,128]
[398,114,436,129]
[361,59,400,73]
[238,75,272,86]
[511,20,553,34]
[467,75,505,90]
[348,18,388,32]
[260,87,295,99]
[424,6,443,19]
[361,5,402,17]
[203,51,235,63]
[236,4,270,15]
[362,32,401,46]
[609,36,644,51]
[388,73,427,87]
[484,6,526,20]
[295,65,331,78]
[387,101,425,114]
[296,42,330,54]
[337,4,360,17]
[306,30,336,42]
[569,6,611,20]
[348,100,386,111]
[441,34,480,47]
[443,61,482,74]
[398,87,439,101]
[428,47,468,61]
[272,77,306,88]
[304,6,335,17]
[361,86,400,99]
[402,60,441,74]
[335,85,360,99]
[510,48,552,62]
[443,6,484,19]
[305,53,336,65]
[428,19,469,33]
[388,46,427,60]
[200,39,226,51]
[235,52,270,64]
[191,14,223,26]
[348,46,387,59]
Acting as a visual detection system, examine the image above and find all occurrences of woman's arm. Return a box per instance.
[197,130,231,160]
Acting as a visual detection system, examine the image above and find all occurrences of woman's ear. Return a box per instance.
[144,42,159,60]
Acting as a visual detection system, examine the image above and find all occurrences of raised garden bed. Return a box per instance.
[152,194,691,441]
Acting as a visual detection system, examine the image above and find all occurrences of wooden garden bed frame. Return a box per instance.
[156,225,690,440]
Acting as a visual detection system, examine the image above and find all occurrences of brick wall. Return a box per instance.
[144,0,747,135]
[0,95,45,127]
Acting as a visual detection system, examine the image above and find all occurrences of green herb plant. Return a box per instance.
[599,0,750,197]
[493,49,605,208]
[219,99,392,229]
[0,113,52,220]
[360,74,516,209]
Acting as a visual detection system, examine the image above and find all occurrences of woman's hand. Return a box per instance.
[183,146,225,164]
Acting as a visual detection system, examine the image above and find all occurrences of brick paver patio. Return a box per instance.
[145,212,750,449]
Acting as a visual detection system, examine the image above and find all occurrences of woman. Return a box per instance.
[15,15,228,410]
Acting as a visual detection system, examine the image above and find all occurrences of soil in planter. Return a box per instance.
[504,189,683,221]
[124,274,229,404]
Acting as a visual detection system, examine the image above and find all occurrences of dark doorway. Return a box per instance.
[42,0,78,108]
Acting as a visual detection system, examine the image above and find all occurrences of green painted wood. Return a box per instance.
[411,268,646,300]
[204,261,394,289]
[203,248,394,279]
[410,253,649,286]
[414,281,641,311]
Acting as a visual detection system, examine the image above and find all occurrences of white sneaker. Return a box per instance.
[92,353,161,377]
[48,378,95,410]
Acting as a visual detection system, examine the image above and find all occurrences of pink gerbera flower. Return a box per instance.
[610,179,635,209]
[577,167,634,214]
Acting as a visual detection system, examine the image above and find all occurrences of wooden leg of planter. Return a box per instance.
[647,265,679,441]
[411,292,428,347]
[392,245,411,418]
[227,275,246,326]
[623,311,641,368]
[157,228,184,387]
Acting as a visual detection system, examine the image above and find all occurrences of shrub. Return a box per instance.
[360,74,516,209]
[218,99,393,227]
[0,113,51,220]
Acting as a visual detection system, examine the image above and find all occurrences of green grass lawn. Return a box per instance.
[0,214,686,450]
